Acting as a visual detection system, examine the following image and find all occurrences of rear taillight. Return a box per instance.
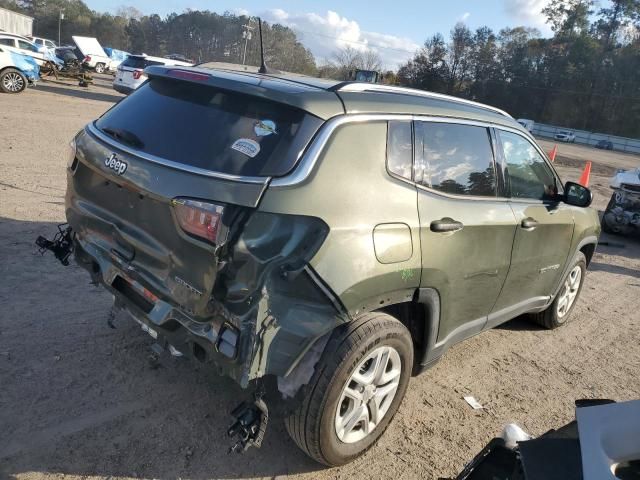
[84,55,91,62]
[133,69,143,80]
[172,199,224,244]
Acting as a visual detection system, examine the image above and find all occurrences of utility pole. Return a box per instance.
[241,22,253,65]
[58,10,64,46]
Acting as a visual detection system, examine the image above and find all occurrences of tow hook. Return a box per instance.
[227,389,269,453]
[36,224,75,266]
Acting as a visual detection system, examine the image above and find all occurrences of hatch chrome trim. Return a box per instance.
[86,122,269,185]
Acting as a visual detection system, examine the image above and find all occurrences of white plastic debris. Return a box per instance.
[168,344,183,357]
[500,423,532,449]
[464,396,484,410]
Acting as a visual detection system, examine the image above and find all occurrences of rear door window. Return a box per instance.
[414,122,497,197]
[387,121,413,180]
[95,77,322,177]
[17,40,38,52]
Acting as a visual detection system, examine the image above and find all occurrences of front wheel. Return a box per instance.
[285,312,413,466]
[94,63,105,74]
[0,68,27,93]
[530,252,586,329]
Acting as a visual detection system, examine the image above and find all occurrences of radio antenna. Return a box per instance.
[257,17,280,74]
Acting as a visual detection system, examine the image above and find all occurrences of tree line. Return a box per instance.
[398,0,640,137]
[1,0,639,137]
[0,0,317,74]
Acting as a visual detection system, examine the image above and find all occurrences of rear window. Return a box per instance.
[121,57,165,69]
[95,77,322,177]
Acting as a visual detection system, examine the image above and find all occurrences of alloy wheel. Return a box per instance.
[334,345,402,444]
[2,72,24,92]
[556,265,582,320]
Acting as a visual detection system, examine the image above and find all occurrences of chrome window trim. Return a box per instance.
[86,122,269,185]
[272,113,520,193]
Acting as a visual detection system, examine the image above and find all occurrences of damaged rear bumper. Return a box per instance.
[71,217,347,390]
[75,238,248,379]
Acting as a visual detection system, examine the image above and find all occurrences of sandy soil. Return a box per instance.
[1,76,639,480]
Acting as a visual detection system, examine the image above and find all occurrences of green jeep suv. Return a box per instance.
[58,66,600,465]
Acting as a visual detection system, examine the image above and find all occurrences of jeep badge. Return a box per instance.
[104,153,128,175]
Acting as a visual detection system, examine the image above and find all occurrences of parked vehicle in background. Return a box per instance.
[73,35,113,73]
[112,54,192,94]
[54,46,81,63]
[516,118,535,132]
[28,36,56,49]
[0,45,39,93]
[602,168,640,235]
[555,131,576,143]
[45,66,601,466]
[165,53,194,63]
[0,33,59,67]
[595,139,614,150]
[104,47,130,71]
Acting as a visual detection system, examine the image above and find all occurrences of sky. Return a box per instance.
[84,0,556,67]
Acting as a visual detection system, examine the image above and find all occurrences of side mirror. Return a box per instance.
[564,181,592,207]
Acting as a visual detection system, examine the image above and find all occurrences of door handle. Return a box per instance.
[430,217,464,233]
[521,217,539,229]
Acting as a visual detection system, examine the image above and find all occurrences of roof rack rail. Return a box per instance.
[335,82,513,119]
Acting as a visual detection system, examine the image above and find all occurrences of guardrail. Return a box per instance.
[530,122,640,155]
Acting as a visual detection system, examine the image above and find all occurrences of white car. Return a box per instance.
[0,33,53,67]
[28,36,57,50]
[555,131,576,143]
[73,36,113,74]
[516,118,535,132]
[113,54,193,94]
[0,45,40,93]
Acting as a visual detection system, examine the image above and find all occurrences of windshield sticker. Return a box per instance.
[231,138,261,158]
[254,119,278,137]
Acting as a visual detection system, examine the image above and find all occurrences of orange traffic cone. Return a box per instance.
[548,145,558,162]
[578,161,592,187]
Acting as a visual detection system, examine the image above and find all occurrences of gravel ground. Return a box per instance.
[1,77,639,480]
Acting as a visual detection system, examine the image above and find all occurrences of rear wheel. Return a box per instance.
[285,312,413,466]
[0,68,27,94]
[530,252,586,329]
[94,63,105,74]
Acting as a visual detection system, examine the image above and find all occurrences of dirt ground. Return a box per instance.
[537,137,639,172]
[1,76,639,480]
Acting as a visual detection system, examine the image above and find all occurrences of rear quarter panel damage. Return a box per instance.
[259,121,422,316]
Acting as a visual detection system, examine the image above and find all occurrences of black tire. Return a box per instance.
[285,312,413,466]
[530,252,587,329]
[0,68,27,94]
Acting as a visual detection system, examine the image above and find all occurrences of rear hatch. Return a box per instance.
[67,69,327,317]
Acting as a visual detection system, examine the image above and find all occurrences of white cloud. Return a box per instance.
[260,9,420,69]
[233,7,250,17]
[503,0,553,34]
[459,12,471,22]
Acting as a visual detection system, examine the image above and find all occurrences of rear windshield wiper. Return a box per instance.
[101,127,145,149]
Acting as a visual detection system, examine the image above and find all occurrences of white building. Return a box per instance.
[0,7,33,37]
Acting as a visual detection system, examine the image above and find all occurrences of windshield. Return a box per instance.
[95,77,322,177]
